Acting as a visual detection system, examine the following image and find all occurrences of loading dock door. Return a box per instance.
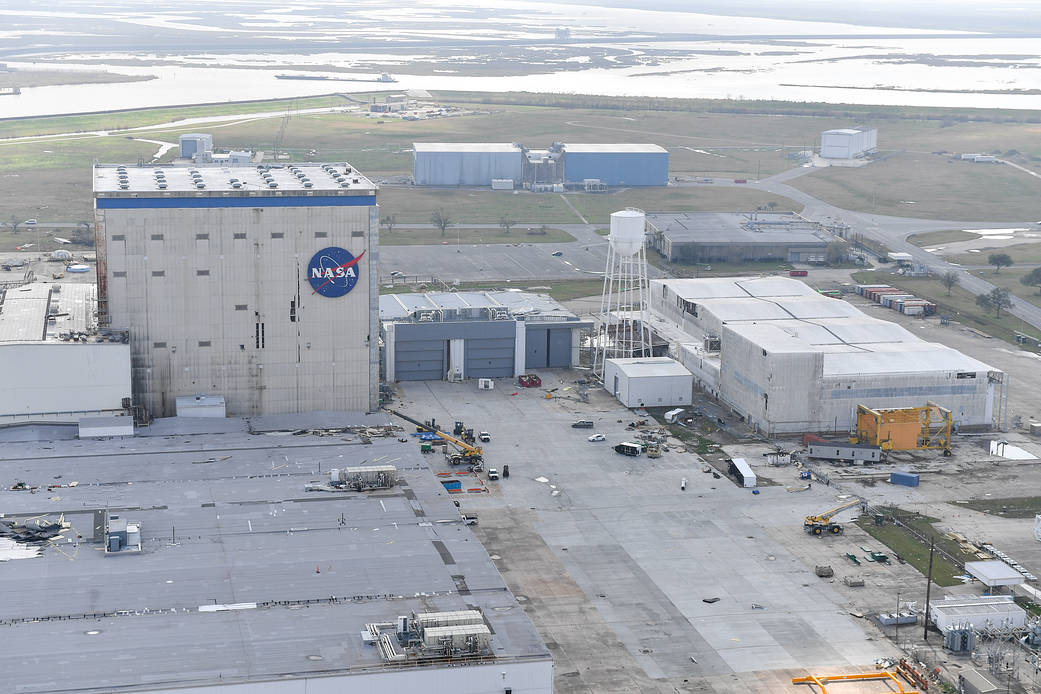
[526,327,548,369]
[465,337,515,378]
[394,338,446,381]
[547,328,571,367]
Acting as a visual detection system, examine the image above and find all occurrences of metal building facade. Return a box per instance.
[820,128,877,159]
[391,322,517,381]
[412,143,523,186]
[94,164,380,418]
[563,144,669,186]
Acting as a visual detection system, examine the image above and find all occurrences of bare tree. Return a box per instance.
[430,208,451,237]
[940,270,960,296]
[988,287,1013,317]
[1020,267,1041,295]
[380,214,397,234]
[976,292,993,314]
[498,216,516,235]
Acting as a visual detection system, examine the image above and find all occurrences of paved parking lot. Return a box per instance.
[388,379,896,692]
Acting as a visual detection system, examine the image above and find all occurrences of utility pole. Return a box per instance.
[923,537,935,641]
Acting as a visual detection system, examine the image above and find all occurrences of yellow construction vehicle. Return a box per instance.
[386,409,484,466]
[803,498,865,536]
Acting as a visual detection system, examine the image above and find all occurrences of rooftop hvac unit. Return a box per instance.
[478,378,494,390]
[703,335,721,352]
[415,610,484,629]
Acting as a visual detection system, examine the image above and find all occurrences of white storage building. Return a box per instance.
[412,143,523,186]
[603,357,693,408]
[650,277,1002,435]
[820,128,877,159]
[929,595,1027,633]
[0,282,131,424]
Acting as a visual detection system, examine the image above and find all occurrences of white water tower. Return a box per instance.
[594,208,651,377]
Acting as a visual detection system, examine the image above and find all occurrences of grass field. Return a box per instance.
[947,241,1041,266]
[906,230,981,247]
[851,270,1041,348]
[855,511,963,587]
[6,90,1041,224]
[792,154,1041,222]
[0,70,152,89]
[954,496,1041,518]
[381,226,575,246]
[565,187,801,223]
[377,188,580,224]
[380,278,604,302]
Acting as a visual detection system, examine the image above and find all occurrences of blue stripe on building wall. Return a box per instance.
[96,195,376,209]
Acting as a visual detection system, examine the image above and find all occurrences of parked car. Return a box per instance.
[614,442,643,457]
[587,433,606,442]
[478,431,491,442]
[487,468,499,480]
[571,420,594,429]
[461,514,478,525]
[551,250,563,257]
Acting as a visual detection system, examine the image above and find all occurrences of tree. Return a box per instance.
[380,214,397,234]
[430,208,451,237]
[498,216,516,235]
[940,270,960,296]
[1020,267,1041,295]
[988,252,1013,274]
[825,240,849,265]
[976,292,993,314]
[988,287,1013,317]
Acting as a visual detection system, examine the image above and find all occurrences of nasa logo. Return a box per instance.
[307,246,364,298]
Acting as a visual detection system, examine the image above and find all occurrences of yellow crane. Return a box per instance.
[385,409,484,465]
[804,497,865,536]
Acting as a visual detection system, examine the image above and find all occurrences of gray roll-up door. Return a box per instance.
[525,327,548,369]
[395,338,446,381]
[465,337,515,378]
[547,328,571,367]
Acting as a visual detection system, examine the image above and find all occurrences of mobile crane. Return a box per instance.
[385,409,484,466]
[804,498,865,536]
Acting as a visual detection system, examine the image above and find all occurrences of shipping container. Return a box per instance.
[890,471,920,487]
[789,270,808,277]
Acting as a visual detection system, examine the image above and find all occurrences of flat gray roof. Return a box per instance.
[648,212,832,246]
[413,143,520,153]
[93,162,375,194]
[564,143,667,153]
[0,283,108,344]
[380,290,579,322]
[0,417,548,692]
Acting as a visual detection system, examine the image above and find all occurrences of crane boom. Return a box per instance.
[385,409,484,460]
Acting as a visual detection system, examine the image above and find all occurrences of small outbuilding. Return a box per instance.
[728,457,757,487]
[965,560,1024,589]
[603,357,693,408]
[929,595,1027,633]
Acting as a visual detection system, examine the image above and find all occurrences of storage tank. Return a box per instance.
[609,209,646,257]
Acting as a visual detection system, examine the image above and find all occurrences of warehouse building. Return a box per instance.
[412,143,524,186]
[562,143,668,186]
[412,142,669,187]
[94,162,379,417]
[820,128,878,159]
[650,276,1002,435]
[380,290,591,381]
[603,357,693,408]
[0,429,553,693]
[0,282,131,424]
[647,211,834,264]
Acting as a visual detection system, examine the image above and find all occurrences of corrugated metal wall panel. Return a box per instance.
[413,151,524,186]
[464,337,515,378]
[563,152,669,186]
[547,328,572,368]
[525,327,548,369]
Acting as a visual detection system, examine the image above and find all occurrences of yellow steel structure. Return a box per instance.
[852,401,952,451]
[792,671,919,694]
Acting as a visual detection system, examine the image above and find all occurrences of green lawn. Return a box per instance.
[854,511,963,587]
[566,187,801,224]
[381,226,575,246]
[377,188,580,224]
[947,242,1041,266]
[851,270,1041,349]
[792,153,1041,221]
[953,496,1041,518]
[906,230,981,247]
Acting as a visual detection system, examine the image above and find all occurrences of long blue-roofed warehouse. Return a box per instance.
[563,143,669,186]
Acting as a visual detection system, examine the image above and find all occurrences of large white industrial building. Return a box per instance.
[649,277,1002,435]
[820,128,878,159]
[0,282,131,424]
[94,162,379,418]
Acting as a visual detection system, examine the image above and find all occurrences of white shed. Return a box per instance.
[176,394,227,418]
[603,357,693,408]
[929,595,1027,633]
[78,416,134,438]
[728,457,757,487]
[965,560,1023,588]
